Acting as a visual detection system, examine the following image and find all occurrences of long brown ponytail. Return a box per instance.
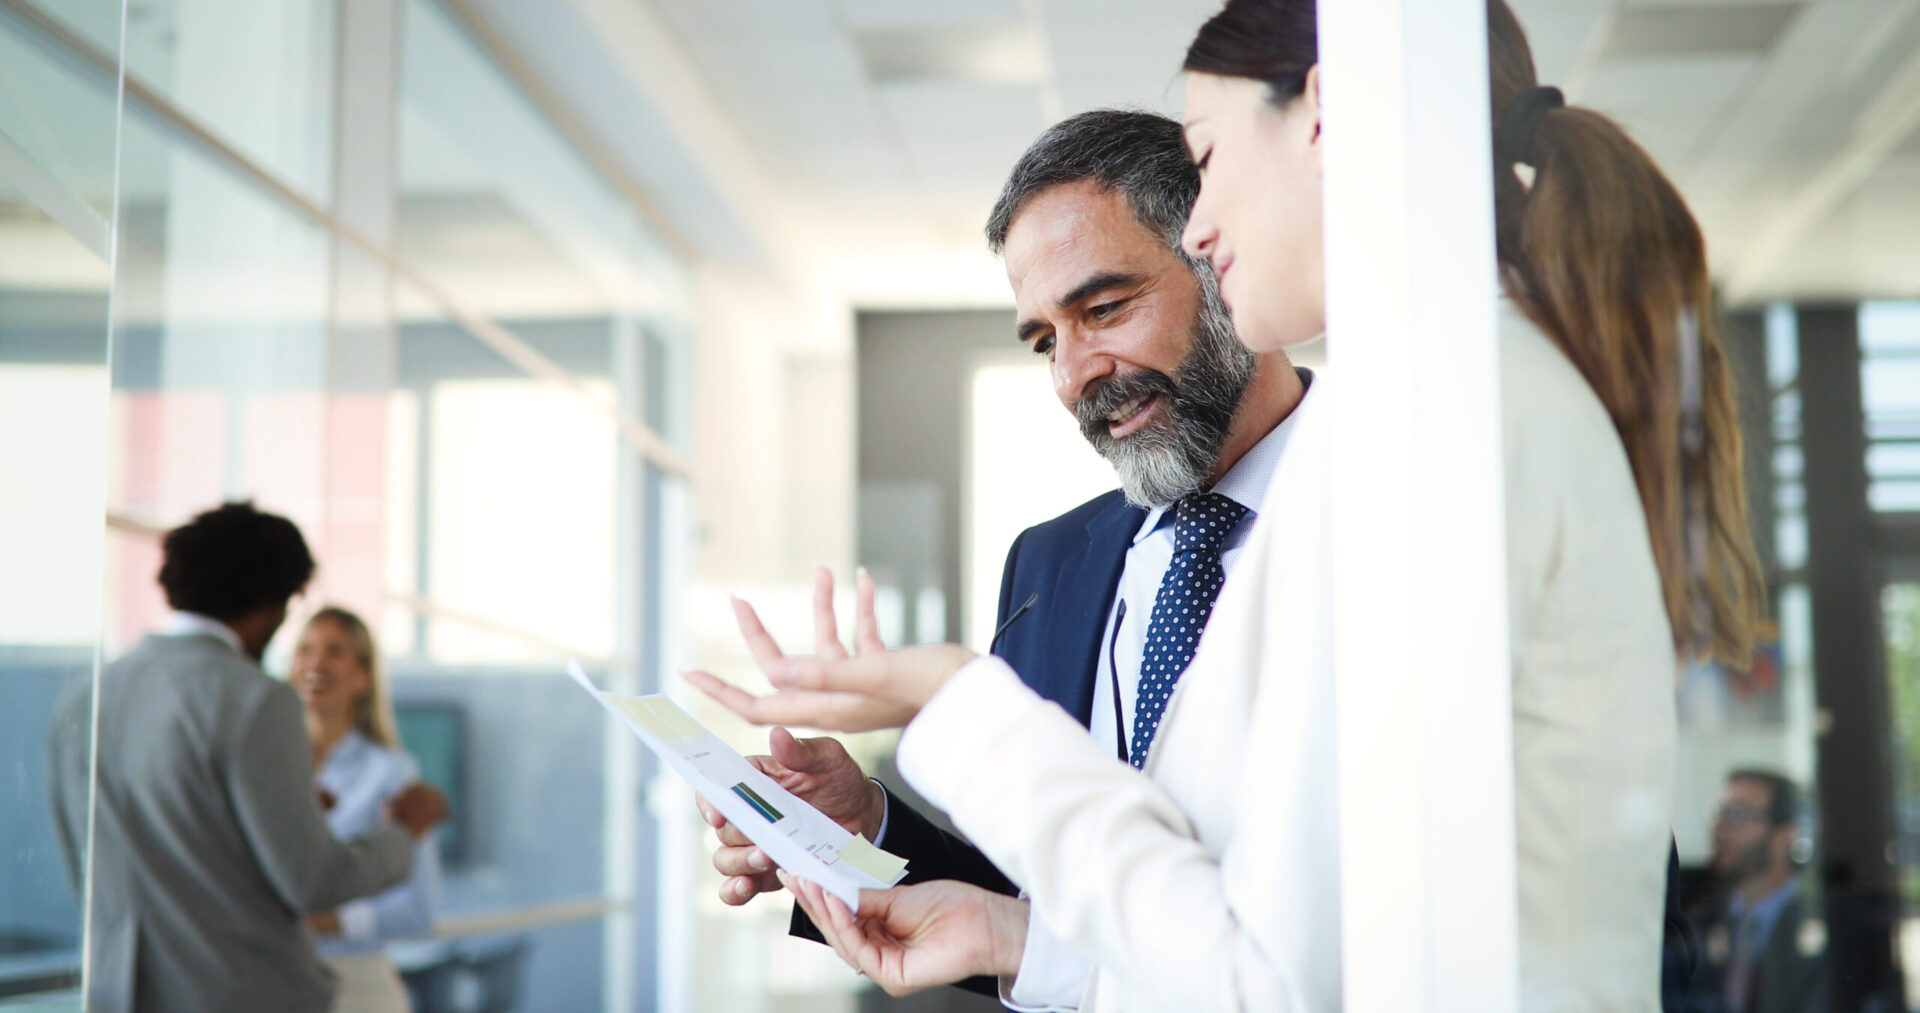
[1186,0,1767,666]
[1488,0,1763,666]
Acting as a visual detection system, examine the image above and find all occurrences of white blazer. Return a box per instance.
[896,302,1675,1012]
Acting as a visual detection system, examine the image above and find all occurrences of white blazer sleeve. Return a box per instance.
[897,403,1339,1012]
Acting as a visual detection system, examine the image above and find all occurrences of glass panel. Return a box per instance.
[0,2,121,224]
[1567,0,1920,995]
[0,180,110,1008]
[104,108,332,659]
[965,356,1117,651]
[389,278,636,1008]
[1504,0,1920,1005]
[0,5,119,1006]
[399,0,642,321]
[1866,303,1920,518]
[391,281,622,666]
[1884,583,1920,1003]
[23,0,337,205]
[4,0,701,1007]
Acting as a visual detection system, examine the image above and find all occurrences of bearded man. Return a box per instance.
[699,109,1308,1006]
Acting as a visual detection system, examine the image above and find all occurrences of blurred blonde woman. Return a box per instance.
[292,606,442,1013]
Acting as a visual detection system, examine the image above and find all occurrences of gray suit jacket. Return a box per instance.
[49,632,415,1013]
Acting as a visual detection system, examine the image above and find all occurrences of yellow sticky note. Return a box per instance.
[836,835,908,884]
[605,693,705,740]
[638,695,706,739]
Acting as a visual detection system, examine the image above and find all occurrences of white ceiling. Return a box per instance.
[645,0,1920,308]
[648,0,1221,304]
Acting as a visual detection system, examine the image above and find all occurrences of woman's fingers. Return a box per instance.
[730,596,788,673]
[854,567,885,656]
[682,670,779,721]
[784,873,861,970]
[812,881,878,977]
[688,672,892,730]
[813,566,849,661]
[854,885,896,921]
[773,653,896,695]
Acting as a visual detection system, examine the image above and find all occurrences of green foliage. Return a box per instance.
[1880,584,1920,910]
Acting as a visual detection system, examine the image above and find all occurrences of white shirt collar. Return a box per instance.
[318,728,372,777]
[164,611,246,655]
[1132,367,1315,545]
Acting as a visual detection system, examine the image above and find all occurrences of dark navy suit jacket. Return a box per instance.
[796,488,1699,1005]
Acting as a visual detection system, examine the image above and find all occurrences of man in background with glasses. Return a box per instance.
[1686,769,1827,1013]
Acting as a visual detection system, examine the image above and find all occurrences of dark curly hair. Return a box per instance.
[157,502,315,620]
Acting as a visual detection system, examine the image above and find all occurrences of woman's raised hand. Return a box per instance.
[780,873,1029,996]
[685,567,976,733]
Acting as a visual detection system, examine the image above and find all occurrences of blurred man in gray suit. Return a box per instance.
[49,502,447,1013]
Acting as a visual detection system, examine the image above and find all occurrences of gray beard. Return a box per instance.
[1076,289,1254,510]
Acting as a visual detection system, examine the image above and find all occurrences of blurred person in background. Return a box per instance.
[692,0,1763,1009]
[48,502,448,1013]
[1685,770,1826,1013]
[294,605,442,1013]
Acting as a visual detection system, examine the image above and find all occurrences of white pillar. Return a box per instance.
[1319,1,1518,1011]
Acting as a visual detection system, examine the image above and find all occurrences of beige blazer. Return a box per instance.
[897,303,1674,1011]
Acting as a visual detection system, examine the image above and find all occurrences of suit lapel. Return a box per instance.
[1039,499,1143,727]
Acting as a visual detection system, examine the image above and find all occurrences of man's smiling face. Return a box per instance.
[1004,179,1252,509]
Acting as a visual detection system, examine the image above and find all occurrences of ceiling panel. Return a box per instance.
[631,0,1920,305]
[1509,0,1612,85]
[1046,20,1196,113]
[1600,2,1804,59]
[1578,53,1762,170]
[780,138,917,187]
[878,81,1051,183]
[854,20,1047,85]
[1040,0,1220,21]
[652,0,837,34]
[1745,155,1920,301]
[1689,0,1920,271]
[675,30,870,92]
[1692,1,1881,171]
[1056,72,1186,121]
[833,0,1024,32]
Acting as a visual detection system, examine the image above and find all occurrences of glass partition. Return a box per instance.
[2,0,696,1008]
[1516,0,1920,1006]
[0,0,121,1005]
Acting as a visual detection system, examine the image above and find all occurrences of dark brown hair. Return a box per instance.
[1185,0,1764,666]
[159,501,315,621]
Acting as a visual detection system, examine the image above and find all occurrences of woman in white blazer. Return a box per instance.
[693,1,1763,1008]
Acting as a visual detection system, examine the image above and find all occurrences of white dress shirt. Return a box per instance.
[1008,377,1310,1011]
[164,611,245,654]
[314,730,442,958]
[898,304,1675,1012]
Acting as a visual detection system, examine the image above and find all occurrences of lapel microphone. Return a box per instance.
[989,592,1039,654]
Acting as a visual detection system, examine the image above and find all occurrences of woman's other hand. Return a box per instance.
[686,566,977,732]
[781,873,1028,996]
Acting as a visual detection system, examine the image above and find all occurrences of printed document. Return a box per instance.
[567,660,908,907]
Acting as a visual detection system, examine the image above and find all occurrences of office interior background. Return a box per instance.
[4,0,1920,1009]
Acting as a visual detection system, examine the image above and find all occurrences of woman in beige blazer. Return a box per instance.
[693,1,1763,1008]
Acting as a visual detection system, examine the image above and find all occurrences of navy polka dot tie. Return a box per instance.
[1128,491,1249,769]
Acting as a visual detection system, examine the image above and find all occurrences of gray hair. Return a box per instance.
[986,109,1202,260]
[990,108,1254,510]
